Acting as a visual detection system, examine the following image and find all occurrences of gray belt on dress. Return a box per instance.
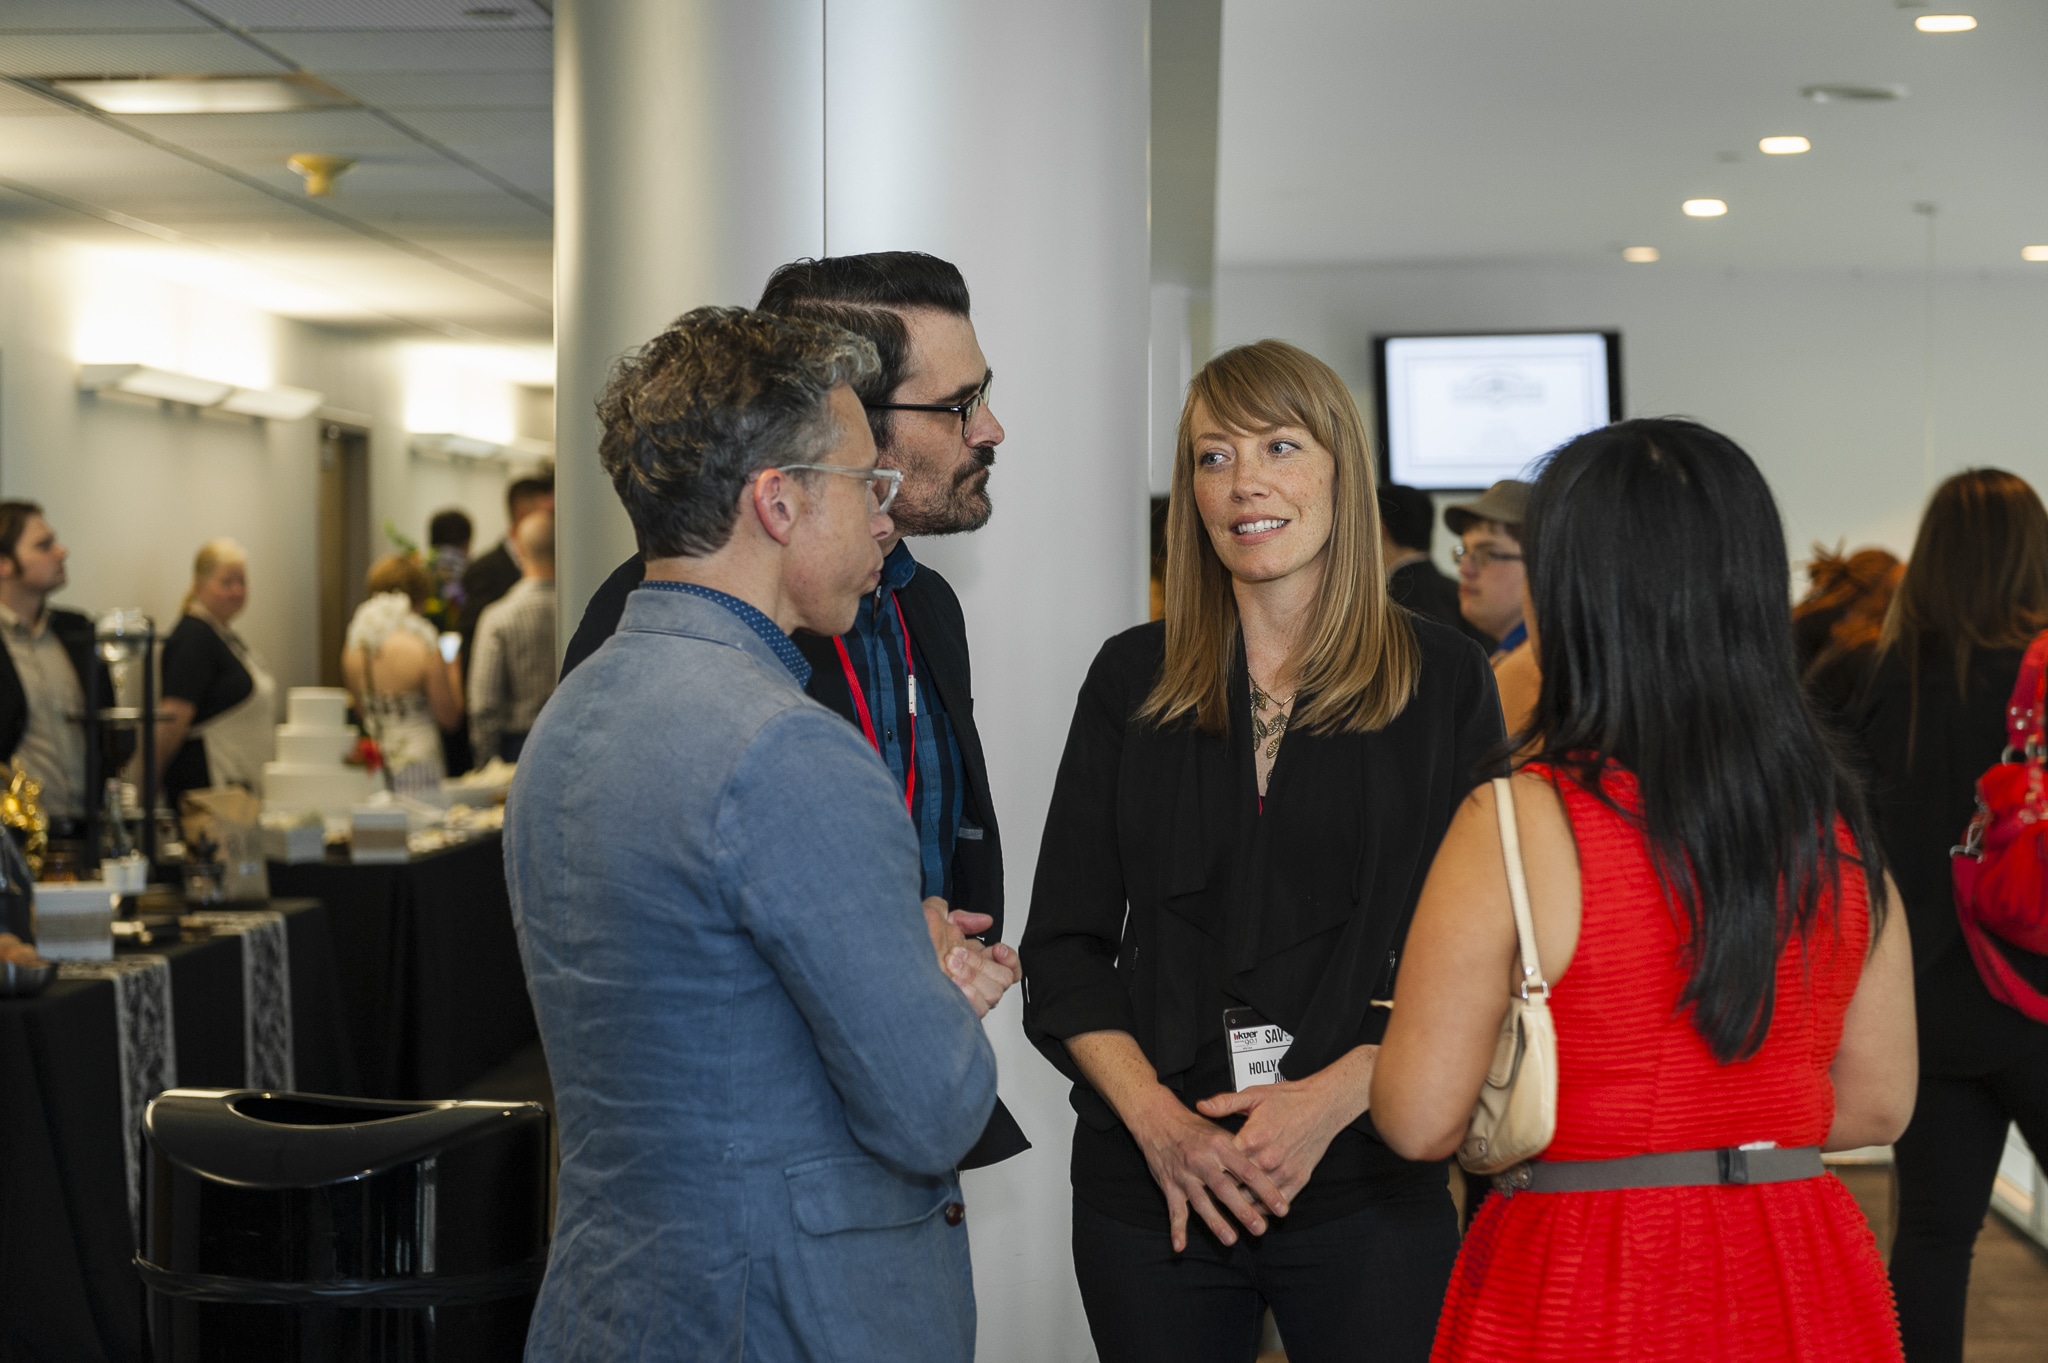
[1494,1145,1826,1195]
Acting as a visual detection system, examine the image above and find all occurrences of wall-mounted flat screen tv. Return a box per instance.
[1373,331,1622,490]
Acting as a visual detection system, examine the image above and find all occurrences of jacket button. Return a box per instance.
[944,1202,965,1227]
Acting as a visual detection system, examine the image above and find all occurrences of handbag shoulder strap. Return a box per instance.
[2005,629,2048,753]
[1492,776,1550,999]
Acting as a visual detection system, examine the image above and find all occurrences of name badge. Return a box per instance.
[1224,1006,1293,1092]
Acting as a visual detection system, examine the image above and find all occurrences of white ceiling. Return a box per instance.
[0,0,553,339]
[1216,0,2048,273]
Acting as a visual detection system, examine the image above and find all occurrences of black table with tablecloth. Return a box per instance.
[266,831,535,1100]
[0,899,349,1363]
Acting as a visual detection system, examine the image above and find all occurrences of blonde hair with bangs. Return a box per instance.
[1139,340,1418,736]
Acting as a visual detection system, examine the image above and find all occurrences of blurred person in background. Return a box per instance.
[424,508,472,635]
[0,500,104,839]
[426,508,475,774]
[1854,469,2048,1363]
[344,554,459,798]
[1447,481,1539,738]
[459,473,554,663]
[1378,483,1490,649]
[1376,418,1913,1363]
[1793,545,1903,724]
[1023,341,1502,1363]
[468,510,556,764]
[157,539,276,800]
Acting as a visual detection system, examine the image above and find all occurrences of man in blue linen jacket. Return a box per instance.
[504,306,1004,1362]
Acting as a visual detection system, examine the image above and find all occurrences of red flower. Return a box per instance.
[350,735,384,773]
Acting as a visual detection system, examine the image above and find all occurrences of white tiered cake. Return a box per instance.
[262,687,376,816]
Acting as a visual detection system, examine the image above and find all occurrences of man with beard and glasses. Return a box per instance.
[561,251,1029,1168]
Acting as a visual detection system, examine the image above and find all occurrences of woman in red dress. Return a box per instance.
[1372,418,1918,1362]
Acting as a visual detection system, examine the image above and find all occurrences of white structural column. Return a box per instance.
[555,3,1150,1359]
[825,7,1150,1360]
[555,0,827,622]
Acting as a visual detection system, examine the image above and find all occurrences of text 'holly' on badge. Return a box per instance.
[1225,1006,1293,1092]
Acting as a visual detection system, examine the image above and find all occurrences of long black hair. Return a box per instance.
[1523,418,1886,1063]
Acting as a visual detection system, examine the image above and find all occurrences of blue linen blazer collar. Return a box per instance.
[617,587,807,692]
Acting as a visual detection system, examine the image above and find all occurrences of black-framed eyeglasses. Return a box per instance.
[774,463,903,513]
[1451,543,1523,569]
[869,370,993,436]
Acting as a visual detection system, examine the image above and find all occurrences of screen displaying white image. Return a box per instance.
[1383,333,1614,489]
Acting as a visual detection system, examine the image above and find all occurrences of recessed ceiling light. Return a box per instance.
[1621,246,1661,263]
[1801,84,1909,103]
[1759,136,1812,155]
[1914,14,1977,31]
[1682,199,1728,218]
[49,74,356,115]
[2023,246,2048,263]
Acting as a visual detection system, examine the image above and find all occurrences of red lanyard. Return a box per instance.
[834,592,918,814]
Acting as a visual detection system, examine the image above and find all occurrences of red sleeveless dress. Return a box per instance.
[1431,766,1902,1362]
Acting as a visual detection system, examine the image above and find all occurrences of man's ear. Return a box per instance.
[748,468,802,548]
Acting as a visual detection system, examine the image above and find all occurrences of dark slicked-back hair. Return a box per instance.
[0,501,44,566]
[1524,417,1886,1064]
[428,509,473,549]
[757,252,969,450]
[596,306,879,560]
[1377,484,1436,554]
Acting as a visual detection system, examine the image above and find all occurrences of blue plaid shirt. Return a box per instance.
[842,544,968,901]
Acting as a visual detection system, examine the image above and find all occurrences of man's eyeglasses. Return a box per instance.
[1451,543,1523,570]
[775,463,903,514]
[869,371,993,436]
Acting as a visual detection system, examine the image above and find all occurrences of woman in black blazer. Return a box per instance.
[1854,468,2048,1363]
[1022,341,1502,1363]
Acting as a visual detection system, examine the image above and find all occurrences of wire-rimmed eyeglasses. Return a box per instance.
[868,370,993,436]
[1451,542,1523,570]
[775,463,903,513]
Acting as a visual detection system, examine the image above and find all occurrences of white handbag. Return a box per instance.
[1457,776,1560,1176]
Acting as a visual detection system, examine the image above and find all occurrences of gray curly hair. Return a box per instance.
[596,305,880,559]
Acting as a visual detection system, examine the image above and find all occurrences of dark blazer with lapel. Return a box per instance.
[1020,615,1503,1140]
[459,541,523,658]
[561,552,1027,1166]
[1388,558,1492,650]
[0,607,108,824]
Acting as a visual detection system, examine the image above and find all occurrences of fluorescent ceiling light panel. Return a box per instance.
[1621,246,1660,263]
[220,385,325,421]
[79,363,234,406]
[411,433,506,459]
[1759,136,1812,155]
[2023,246,2048,263]
[1682,199,1728,218]
[1914,14,1977,31]
[50,75,357,115]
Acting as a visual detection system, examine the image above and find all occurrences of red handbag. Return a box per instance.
[1951,630,2048,1023]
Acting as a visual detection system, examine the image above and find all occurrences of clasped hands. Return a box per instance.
[923,897,1018,1019]
[1134,1044,1379,1253]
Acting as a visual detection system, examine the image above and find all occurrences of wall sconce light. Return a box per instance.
[79,364,324,420]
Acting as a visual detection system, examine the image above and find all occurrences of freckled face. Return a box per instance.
[1188,401,1337,589]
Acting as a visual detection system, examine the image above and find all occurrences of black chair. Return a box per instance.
[140,1088,551,1362]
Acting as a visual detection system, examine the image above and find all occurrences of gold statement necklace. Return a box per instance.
[1249,677,1294,761]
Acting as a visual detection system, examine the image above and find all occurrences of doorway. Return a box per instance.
[316,424,371,689]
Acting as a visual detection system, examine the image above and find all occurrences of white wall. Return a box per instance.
[1215,261,2048,571]
[0,223,517,695]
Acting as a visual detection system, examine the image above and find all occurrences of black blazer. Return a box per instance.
[561,552,1028,1167]
[1021,617,1503,1135]
[1388,559,1492,650]
[1854,645,2048,1073]
[459,542,523,658]
[0,608,110,834]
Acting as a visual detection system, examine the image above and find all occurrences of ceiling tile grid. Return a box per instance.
[0,0,555,336]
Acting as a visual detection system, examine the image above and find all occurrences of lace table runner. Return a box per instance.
[57,956,174,1243]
